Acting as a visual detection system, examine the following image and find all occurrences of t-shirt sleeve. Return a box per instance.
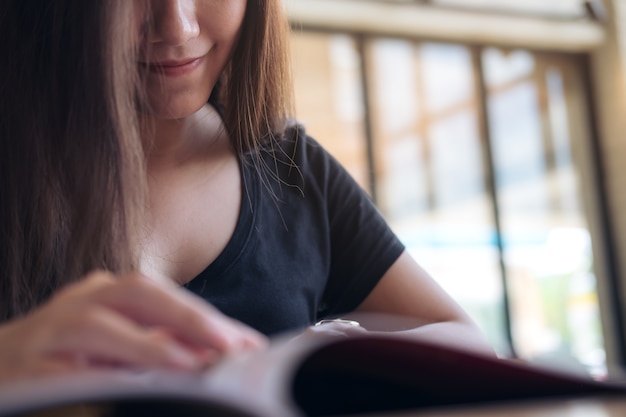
[294,133,406,318]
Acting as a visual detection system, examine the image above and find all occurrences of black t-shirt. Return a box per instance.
[185,126,405,336]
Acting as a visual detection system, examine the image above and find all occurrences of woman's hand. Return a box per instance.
[0,270,267,384]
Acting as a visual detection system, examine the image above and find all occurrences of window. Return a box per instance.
[291,31,606,376]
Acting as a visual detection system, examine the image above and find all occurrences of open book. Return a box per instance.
[1,318,626,417]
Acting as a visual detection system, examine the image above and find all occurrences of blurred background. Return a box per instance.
[283,0,626,378]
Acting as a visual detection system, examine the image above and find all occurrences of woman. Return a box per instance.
[0,0,494,383]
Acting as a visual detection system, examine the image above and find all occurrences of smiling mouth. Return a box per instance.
[142,56,204,77]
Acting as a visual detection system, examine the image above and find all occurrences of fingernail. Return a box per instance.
[167,345,201,370]
[196,349,219,367]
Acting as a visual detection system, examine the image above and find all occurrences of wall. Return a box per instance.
[590,0,626,365]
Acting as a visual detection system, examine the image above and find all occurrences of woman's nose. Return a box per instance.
[150,0,200,45]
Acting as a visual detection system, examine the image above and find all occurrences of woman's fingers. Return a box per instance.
[33,270,266,370]
[44,305,204,370]
[0,269,269,384]
[85,272,267,355]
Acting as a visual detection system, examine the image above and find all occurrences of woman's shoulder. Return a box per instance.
[261,121,332,169]
[242,120,345,196]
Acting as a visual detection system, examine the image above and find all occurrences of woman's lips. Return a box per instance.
[143,56,204,77]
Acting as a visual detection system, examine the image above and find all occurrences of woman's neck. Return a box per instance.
[143,104,227,172]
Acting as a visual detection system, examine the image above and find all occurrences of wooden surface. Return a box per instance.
[284,0,605,52]
[349,395,626,417]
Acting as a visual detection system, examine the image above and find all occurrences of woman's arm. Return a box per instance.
[0,270,266,384]
[352,251,496,356]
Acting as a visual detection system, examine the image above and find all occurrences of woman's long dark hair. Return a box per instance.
[0,0,293,321]
[221,0,293,155]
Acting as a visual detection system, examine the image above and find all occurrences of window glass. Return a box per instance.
[484,48,605,375]
[369,39,508,354]
[290,31,606,374]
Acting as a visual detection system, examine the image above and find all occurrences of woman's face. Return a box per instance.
[140,0,246,120]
